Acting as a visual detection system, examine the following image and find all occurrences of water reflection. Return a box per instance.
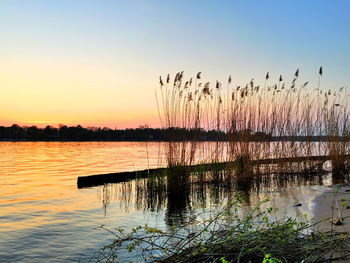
[0,141,167,262]
[97,169,349,227]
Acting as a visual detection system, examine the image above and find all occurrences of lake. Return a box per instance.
[0,141,336,262]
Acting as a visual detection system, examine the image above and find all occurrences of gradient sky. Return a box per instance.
[0,0,349,128]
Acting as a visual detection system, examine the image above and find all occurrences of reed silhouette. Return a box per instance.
[156,68,350,180]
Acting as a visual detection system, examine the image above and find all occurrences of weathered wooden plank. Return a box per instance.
[77,155,350,188]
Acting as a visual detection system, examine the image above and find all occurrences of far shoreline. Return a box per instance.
[2,124,350,142]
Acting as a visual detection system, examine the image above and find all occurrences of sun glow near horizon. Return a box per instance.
[0,57,161,129]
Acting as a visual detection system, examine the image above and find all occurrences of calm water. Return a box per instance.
[0,142,333,262]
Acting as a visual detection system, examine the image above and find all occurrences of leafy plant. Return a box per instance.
[92,194,350,262]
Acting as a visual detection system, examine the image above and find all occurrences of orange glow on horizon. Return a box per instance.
[0,57,161,129]
[0,114,161,129]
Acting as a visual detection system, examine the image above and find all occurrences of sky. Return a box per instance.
[0,0,349,129]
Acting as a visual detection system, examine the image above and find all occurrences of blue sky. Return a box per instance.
[0,0,349,127]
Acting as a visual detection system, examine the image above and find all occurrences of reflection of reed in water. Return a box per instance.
[97,168,349,226]
[97,181,134,214]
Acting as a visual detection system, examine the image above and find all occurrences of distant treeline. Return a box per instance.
[0,124,348,142]
[0,124,271,141]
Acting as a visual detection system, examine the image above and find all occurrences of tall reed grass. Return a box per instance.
[156,68,350,176]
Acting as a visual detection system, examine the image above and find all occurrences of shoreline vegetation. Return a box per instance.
[94,193,350,263]
[92,69,350,262]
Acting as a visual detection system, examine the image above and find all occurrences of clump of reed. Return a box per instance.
[156,68,350,179]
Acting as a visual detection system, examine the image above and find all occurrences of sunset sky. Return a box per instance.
[0,0,349,129]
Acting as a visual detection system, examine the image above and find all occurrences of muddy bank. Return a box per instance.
[312,184,350,232]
